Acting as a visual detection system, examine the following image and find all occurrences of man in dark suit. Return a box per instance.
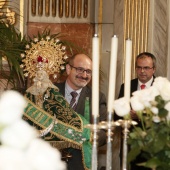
[55,53,107,170]
[117,52,156,119]
[116,52,156,170]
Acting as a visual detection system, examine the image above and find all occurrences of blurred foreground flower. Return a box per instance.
[113,77,170,170]
[0,90,66,170]
[113,97,130,117]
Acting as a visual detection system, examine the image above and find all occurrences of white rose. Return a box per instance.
[153,77,170,100]
[26,139,66,170]
[131,87,160,111]
[147,86,160,101]
[130,96,145,111]
[131,89,150,110]
[153,77,169,91]
[0,90,27,126]
[0,120,37,149]
[160,82,170,101]
[132,90,149,107]
[113,97,130,117]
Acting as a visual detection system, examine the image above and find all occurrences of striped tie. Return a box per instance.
[70,91,78,110]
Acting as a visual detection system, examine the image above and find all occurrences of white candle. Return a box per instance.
[124,39,132,101]
[107,35,118,112]
[92,34,99,118]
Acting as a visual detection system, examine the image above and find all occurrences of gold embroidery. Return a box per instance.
[43,117,50,126]
[36,113,44,122]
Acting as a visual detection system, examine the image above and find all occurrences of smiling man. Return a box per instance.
[66,53,92,90]
[55,53,107,170]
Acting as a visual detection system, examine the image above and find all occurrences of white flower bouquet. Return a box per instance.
[113,77,170,170]
[0,90,66,170]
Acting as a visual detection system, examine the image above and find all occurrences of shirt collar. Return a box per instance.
[138,76,154,89]
[65,81,82,95]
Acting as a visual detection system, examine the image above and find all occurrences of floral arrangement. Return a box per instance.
[113,77,170,170]
[0,90,66,170]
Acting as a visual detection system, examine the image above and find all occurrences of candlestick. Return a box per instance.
[105,35,118,170]
[107,35,118,112]
[122,120,129,170]
[117,119,137,170]
[91,123,98,170]
[92,34,99,118]
[124,39,132,101]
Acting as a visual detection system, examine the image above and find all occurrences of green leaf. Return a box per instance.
[127,146,141,163]
[158,108,168,118]
[142,157,161,168]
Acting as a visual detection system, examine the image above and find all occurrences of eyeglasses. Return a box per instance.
[136,66,154,71]
[69,64,92,75]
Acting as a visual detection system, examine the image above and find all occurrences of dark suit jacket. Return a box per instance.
[118,78,139,98]
[118,77,155,98]
[116,78,155,170]
[55,82,107,147]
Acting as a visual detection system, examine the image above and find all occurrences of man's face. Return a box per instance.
[66,54,92,90]
[136,56,155,83]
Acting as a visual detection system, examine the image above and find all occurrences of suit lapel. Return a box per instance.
[75,87,87,116]
[151,76,155,86]
[131,78,138,96]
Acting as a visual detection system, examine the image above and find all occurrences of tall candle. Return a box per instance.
[92,34,99,118]
[124,39,132,101]
[107,35,118,112]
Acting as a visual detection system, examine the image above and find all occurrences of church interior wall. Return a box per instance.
[1,1,170,169]
[4,0,170,102]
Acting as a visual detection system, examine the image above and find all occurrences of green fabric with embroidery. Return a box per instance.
[24,88,92,170]
[84,97,90,122]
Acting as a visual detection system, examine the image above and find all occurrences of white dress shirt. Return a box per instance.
[64,81,82,105]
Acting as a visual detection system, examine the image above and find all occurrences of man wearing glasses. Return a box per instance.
[55,53,107,170]
[116,52,156,170]
[118,52,156,101]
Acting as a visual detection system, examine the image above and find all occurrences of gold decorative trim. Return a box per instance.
[38,0,43,16]
[31,0,36,16]
[59,0,63,18]
[77,0,82,18]
[20,37,67,78]
[52,0,56,17]
[83,0,88,18]
[30,0,89,19]
[71,0,76,18]
[49,141,81,150]
[123,0,149,80]
[65,0,69,18]
[45,0,50,17]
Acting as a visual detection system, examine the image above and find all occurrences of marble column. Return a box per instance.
[148,0,169,78]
